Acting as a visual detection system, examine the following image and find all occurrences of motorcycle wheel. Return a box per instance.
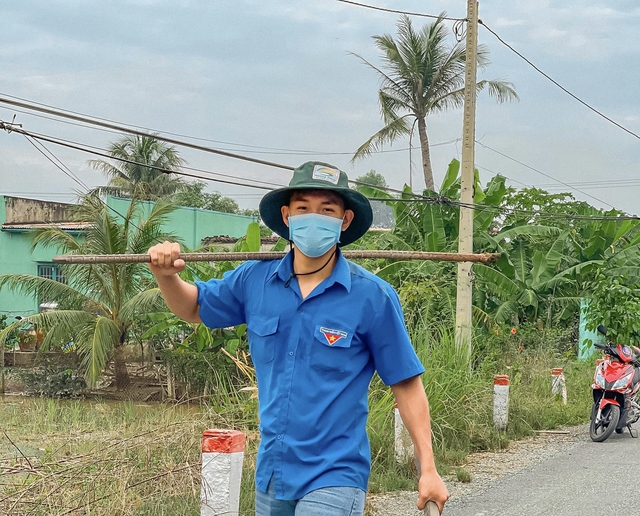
[590,404,620,442]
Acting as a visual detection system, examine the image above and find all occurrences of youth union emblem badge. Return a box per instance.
[320,327,348,345]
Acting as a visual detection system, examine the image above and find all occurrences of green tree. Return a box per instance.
[351,14,518,190]
[172,181,240,213]
[582,274,640,346]
[354,170,394,228]
[0,193,178,389]
[90,134,187,200]
[355,170,388,189]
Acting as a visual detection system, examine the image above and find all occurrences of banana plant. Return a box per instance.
[355,159,508,284]
[473,227,581,325]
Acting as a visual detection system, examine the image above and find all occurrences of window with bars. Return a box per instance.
[37,264,67,284]
[37,264,67,310]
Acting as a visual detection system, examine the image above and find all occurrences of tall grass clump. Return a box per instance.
[368,320,595,492]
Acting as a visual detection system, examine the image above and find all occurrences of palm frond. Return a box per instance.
[351,114,413,162]
[119,288,166,324]
[76,316,120,388]
[0,274,90,308]
[476,80,519,103]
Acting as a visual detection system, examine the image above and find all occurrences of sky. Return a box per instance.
[1,0,639,215]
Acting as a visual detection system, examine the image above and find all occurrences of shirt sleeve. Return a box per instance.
[195,262,251,329]
[365,282,425,386]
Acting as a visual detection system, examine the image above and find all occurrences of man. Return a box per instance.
[148,161,449,515]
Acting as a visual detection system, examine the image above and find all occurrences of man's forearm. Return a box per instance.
[155,274,201,323]
[391,376,436,471]
[391,375,450,512]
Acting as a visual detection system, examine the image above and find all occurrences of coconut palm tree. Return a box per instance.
[0,193,179,389]
[90,134,187,200]
[351,14,518,190]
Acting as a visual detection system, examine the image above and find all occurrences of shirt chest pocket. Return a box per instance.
[310,324,356,374]
[247,314,279,363]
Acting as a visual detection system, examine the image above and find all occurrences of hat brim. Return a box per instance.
[259,186,373,246]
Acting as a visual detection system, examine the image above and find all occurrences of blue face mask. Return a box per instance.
[288,213,343,258]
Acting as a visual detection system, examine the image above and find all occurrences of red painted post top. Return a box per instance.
[202,429,246,453]
[552,368,564,375]
[494,375,510,386]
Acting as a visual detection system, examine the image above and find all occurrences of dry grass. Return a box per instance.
[0,398,259,515]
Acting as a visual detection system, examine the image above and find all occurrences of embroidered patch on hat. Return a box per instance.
[320,327,348,345]
[312,165,340,185]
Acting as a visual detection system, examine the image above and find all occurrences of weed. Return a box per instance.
[456,467,472,483]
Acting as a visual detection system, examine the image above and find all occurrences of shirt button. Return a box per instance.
[289,351,293,356]
[277,435,283,440]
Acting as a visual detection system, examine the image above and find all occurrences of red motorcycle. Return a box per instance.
[590,325,640,442]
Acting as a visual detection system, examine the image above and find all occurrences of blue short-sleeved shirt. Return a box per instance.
[196,249,424,500]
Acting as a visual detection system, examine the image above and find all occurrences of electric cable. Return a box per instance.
[479,21,640,142]
[0,95,296,172]
[0,122,281,192]
[1,97,634,218]
[335,0,463,21]
[475,140,616,209]
[1,116,439,200]
[1,101,457,157]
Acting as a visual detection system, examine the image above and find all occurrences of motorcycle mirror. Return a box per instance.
[597,325,607,336]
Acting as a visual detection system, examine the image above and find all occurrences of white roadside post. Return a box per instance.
[493,375,510,431]
[551,367,567,404]
[201,429,245,516]
[394,402,414,464]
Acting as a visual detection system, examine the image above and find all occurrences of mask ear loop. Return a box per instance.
[284,247,337,289]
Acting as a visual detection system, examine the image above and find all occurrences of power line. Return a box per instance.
[20,128,286,190]
[23,136,90,193]
[479,21,640,142]
[475,140,616,209]
[0,94,297,172]
[2,102,458,157]
[11,115,634,222]
[367,194,639,221]
[335,0,463,21]
[0,122,279,192]
[9,116,639,225]
[0,111,437,199]
[0,93,629,212]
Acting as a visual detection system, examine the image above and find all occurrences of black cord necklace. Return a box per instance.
[284,247,337,289]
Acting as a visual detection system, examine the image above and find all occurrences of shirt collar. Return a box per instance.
[271,248,351,292]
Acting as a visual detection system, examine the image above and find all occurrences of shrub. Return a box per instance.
[19,364,86,398]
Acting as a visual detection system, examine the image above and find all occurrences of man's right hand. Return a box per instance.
[148,241,187,277]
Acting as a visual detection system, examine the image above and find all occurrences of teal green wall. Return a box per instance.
[578,298,604,360]
[106,196,255,249]
[0,198,75,320]
[0,196,256,321]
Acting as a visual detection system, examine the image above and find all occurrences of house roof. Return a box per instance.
[201,235,279,246]
[1,222,92,232]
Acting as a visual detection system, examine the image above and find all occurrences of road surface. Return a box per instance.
[441,423,640,516]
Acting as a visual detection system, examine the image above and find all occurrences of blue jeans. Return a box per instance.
[255,478,366,516]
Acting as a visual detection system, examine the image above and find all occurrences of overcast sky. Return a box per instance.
[1,0,639,215]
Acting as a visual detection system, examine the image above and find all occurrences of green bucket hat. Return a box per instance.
[259,161,373,246]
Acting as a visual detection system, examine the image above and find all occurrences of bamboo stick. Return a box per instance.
[52,251,500,264]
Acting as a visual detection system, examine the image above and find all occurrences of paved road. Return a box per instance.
[442,424,640,516]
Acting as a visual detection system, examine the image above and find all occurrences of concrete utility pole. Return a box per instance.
[455,0,479,357]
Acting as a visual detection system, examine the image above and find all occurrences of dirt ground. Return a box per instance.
[1,358,167,402]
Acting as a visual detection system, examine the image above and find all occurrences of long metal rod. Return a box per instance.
[52,251,500,265]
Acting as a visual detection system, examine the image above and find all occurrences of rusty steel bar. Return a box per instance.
[52,251,500,264]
